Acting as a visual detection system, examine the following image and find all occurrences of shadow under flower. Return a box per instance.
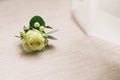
[19,44,55,58]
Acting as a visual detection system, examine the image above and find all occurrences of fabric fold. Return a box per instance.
[72,0,120,45]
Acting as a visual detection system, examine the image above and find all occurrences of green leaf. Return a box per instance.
[45,26,53,29]
[47,29,59,34]
[15,35,21,38]
[47,35,57,40]
[29,16,45,28]
[15,35,23,40]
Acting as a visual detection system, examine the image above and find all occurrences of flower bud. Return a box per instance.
[20,32,25,39]
[42,33,48,38]
[24,26,29,31]
[39,26,45,31]
[34,22,40,28]
[20,32,25,37]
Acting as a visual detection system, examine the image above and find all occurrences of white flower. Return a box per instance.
[22,29,46,52]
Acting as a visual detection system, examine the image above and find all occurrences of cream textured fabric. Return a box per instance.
[0,0,120,80]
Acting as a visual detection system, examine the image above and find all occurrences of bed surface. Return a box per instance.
[0,0,120,80]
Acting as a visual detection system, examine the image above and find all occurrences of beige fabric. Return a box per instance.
[0,0,120,80]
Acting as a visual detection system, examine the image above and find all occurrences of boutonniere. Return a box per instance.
[16,16,57,52]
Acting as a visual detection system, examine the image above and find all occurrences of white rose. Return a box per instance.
[22,29,46,52]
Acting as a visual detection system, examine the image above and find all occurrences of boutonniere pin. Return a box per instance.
[16,16,57,52]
